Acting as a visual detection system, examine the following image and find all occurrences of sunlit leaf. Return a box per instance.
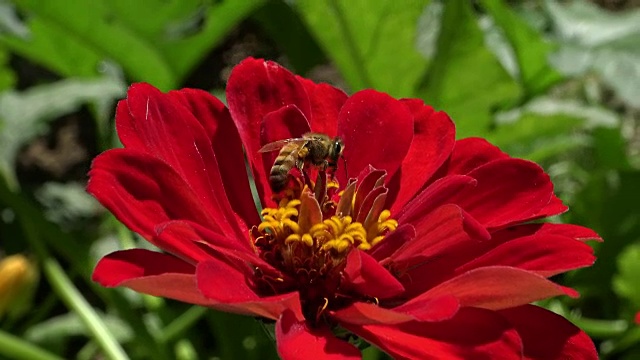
[481,0,562,96]
[156,0,266,82]
[11,0,176,89]
[417,0,521,138]
[489,97,619,161]
[3,0,262,89]
[0,17,103,78]
[547,0,640,108]
[295,0,430,97]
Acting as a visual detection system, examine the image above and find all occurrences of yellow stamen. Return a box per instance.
[256,185,397,254]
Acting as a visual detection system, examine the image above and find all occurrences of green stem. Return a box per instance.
[567,314,627,339]
[103,290,170,360]
[0,329,65,360]
[23,224,130,360]
[601,326,640,358]
[40,256,130,360]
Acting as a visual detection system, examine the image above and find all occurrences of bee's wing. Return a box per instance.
[258,138,308,153]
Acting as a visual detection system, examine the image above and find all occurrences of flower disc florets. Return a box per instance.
[251,169,396,321]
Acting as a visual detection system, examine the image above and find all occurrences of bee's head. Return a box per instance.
[331,137,345,160]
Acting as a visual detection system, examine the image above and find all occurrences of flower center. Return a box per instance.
[250,169,397,322]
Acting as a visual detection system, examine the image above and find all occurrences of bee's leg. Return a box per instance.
[341,156,348,180]
[314,169,327,201]
[318,160,329,171]
[296,158,312,189]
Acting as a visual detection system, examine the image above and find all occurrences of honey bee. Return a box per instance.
[259,132,345,192]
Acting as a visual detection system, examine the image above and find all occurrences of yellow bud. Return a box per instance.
[0,254,38,319]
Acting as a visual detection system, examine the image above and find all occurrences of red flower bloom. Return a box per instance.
[90,57,600,359]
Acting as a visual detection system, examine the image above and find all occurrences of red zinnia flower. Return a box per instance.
[90,57,600,359]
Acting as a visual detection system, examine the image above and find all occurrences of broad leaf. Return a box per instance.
[0,77,125,187]
[481,0,562,96]
[295,0,430,97]
[417,0,521,138]
[547,0,640,108]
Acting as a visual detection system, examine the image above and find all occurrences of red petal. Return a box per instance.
[525,223,602,242]
[393,204,490,265]
[391,295,460,322]
[389,205,492,296]
[457,233,595,277]
[123,83,246,239]
[154,220,267,267]
[397,175,477,225]
[444,137,510,176]
[343,250,404,299]
[196,259,303,321]
[295,76,347,137]
[353,169,386,219]
[337,90,413,184]
[114,99,144,150]
[332,302,415,325]
[500,305,598,360]
[389,100,455,212]
[446,158,554,229]
[92,249,215,305]
[276,310,360,360]
[414,266,578,310]
[169,88,260,227]
[344,308,523,359]
[369,224,416,261]
[88,150,224,250]
[532,194,568,218]
[226,58,312,204]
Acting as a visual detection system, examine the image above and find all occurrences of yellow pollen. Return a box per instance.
[327,180,340,190]
[257,198,397,254]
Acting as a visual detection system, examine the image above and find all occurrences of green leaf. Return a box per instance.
[614,243,640,308]
[0,46,15,91]
[592,127,631,170]
[158,0,267,82]
[252,1,325,75]
[34,182,102,226]
[487,113,585,162]
[569,170,640,302]
[480,0,562,96]
[0,77,125,188]
[104,0,205,41]
[0,329,64,360]
[547,0,640,108]
[25,312,133,344]
[295,0,430,96]
[488,97,619,161]
[0,2,100,77]
[0,17,103,78]
[11,0,176,89]
[2,0,261,87]
[417,0,521,138]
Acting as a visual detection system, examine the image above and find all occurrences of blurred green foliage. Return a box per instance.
[0,0,639,359]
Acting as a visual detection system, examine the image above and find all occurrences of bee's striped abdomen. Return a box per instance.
[269,143,299,192]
